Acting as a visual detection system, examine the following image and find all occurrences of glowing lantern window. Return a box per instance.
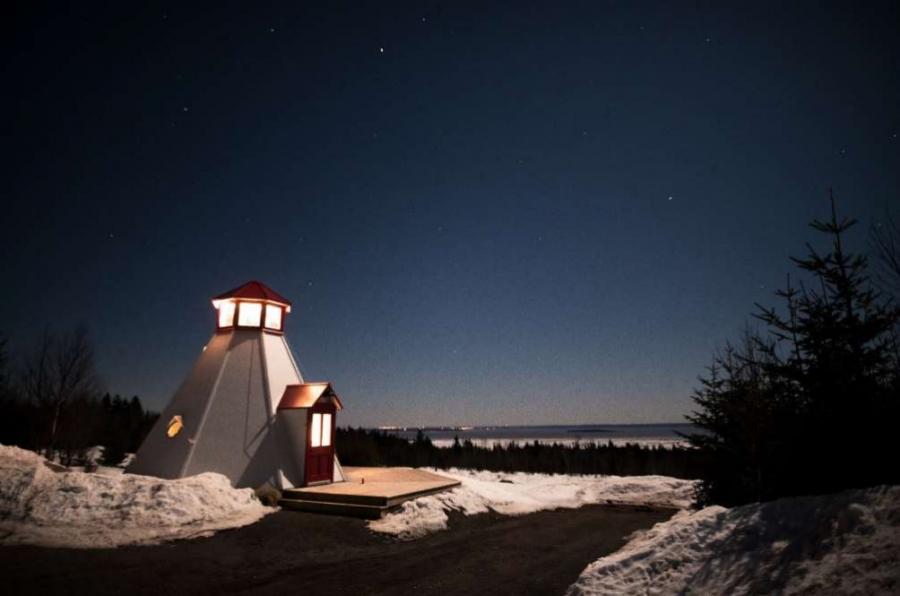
[237,302,263,327]
[217,301,236,328]
[264,304,283,331]
[212,282,291,333]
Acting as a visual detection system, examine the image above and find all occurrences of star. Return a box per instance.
[379,47,385,53]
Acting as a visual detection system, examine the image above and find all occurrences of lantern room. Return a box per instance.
[211,280,292,333]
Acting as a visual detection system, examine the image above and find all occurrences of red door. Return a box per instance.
[305,402,335,485]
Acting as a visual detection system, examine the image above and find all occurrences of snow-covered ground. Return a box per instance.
[369,468,695,540]
[567,485,900,596]
[0,445,274,548]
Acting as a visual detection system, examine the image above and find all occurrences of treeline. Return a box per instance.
[0,392,158,466]
[337,427,705,479]
[0,328,158,466]
[688,200,900,506]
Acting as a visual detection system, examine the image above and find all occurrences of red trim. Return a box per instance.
[278,383,343,411]
[213,280,291,307]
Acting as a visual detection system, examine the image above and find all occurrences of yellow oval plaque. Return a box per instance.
[167,415,184,438]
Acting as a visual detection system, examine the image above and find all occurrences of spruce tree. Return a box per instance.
[689,199,900,506]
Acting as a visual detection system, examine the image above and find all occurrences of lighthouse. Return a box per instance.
[126,281,345,489]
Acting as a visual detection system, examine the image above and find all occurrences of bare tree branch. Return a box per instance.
[21,326,98,454]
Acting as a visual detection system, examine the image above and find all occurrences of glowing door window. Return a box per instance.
[310,413,322,447]
[322,414,332,446]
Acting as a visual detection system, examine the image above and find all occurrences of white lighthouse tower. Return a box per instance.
[127,281,345,489]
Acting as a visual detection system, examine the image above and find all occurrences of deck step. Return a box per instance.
[282,489,389,507]
[283,481,461,509]
[279,497,391,519]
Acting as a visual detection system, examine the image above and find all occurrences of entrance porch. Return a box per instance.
[280,467,460,519]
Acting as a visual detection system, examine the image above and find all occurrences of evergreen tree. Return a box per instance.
[688,200,900,506]
[0,335,9,401]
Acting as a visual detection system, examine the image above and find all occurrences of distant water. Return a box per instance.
[378,423,696,449]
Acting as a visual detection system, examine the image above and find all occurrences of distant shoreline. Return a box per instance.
[370,423,696,450]
[375,422,691,432]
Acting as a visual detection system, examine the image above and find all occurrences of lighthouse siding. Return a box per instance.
[184,331,274,485]
[126,332,232,479]
[128,329,321,489]
[261,333,304,416]
[275,409,308,487]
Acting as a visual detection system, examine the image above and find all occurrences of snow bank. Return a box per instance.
[369,468,695,540]
[0,445,274,548]
[567,485,900,596]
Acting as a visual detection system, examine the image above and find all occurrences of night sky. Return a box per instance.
[4,2,899,426]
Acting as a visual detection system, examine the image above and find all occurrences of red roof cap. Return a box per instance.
[213,281,291,307]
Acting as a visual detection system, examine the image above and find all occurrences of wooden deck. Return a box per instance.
[280,467,461,518]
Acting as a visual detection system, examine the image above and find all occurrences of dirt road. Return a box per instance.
[3,505,672,596]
